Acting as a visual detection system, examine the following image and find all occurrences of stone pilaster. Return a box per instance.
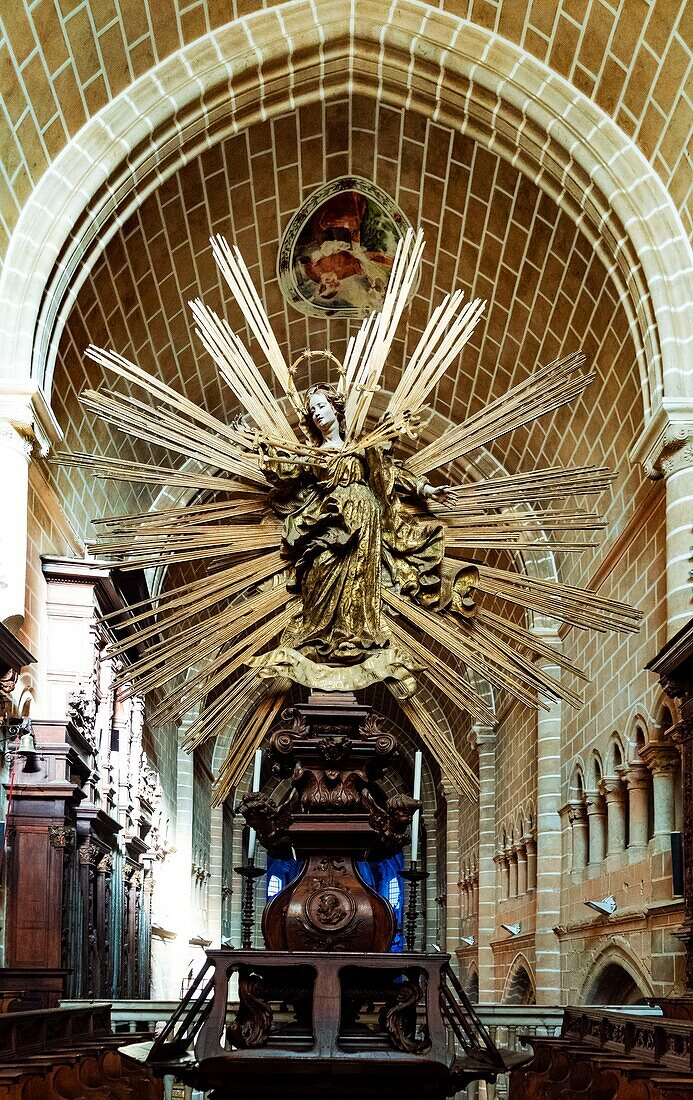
[534,642,563,1004]
[632,408,693,637]
[624,762,651,856]
[585,789,607,867]
[0,382,61,629]
[566,801,588,873]
[474,724,497,1002]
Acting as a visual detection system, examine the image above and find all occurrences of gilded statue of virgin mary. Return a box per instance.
[253,380,478,694]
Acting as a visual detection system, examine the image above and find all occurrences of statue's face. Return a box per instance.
[309,391,338,435]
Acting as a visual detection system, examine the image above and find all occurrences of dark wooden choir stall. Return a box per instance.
[125,691,525,1098]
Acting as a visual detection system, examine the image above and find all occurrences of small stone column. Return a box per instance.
[567,802,588,872]
[507,844,518,898]
[641,742,680,837]
[600,776,627,856]
[586,790,607,867]
[524,833,537,891]
[515,843,528,895]
[625,762,650,855]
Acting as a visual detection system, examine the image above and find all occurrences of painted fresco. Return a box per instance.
[277,178,413,318]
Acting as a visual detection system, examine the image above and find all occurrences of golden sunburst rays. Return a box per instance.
[52,227,642,804]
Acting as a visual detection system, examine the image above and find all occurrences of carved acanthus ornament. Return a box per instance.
[639,741,680,775]
[642,425,693,481]
[79,842,104,867]
[49,825,75,849]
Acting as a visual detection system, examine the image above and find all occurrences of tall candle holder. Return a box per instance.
[402,862,429,952]
[235,858,265,949]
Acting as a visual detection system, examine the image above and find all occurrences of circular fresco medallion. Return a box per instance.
[305,887,356,933]
[277,177,414,318]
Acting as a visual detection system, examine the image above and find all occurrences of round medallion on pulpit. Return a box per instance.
[305,888,355,933]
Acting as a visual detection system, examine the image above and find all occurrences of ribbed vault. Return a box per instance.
[1,0,690,420]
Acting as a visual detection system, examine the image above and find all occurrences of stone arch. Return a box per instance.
[587,750,603,790]
[628,717,651,763]
[568,760,586,801]
[605,732,626,775]
[503,954,536,1005]
[580,940,654,1006]
[1,0,689,423]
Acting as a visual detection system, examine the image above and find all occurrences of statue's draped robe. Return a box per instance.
[264,446,447,665]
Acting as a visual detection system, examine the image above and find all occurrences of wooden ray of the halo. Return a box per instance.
[151,605,294,728]
[210,235,301,415]
[96,552,283,628]
[79,387,267,487]
[474,608,589,682]
[190,297,297,444]
[93,498,269,528]
[390,687,479,802]
[345,228,425,442]
[103,553,284,658]
[471,563,642,633]
[84,345,268,463]
[49,452,254,493]
[440,465,616,509]
[111,587,292,699]
[384,615,495,726]
[180,669,260,753]
[212,689,289,807]
[386,292,486,421]
[90,522,282,556]
[408,352,591,477]
[384,589,568,711]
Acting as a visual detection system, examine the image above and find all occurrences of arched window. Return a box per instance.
[387,875,401,908]
[267,874,282,898]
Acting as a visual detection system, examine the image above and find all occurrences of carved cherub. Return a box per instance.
[236,792,294,855]
[361,790,421,857]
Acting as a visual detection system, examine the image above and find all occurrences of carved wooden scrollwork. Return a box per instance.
[226,974,273,1049]
[379,980,430,1054]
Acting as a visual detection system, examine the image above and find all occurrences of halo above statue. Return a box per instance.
[54,228,641,805]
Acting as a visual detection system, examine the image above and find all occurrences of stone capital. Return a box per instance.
[630,402,693,481]
[472,723,496,749]
[639,741,681,773]
[0,380,62,457]
[564,800,588,825]
[599,775,625,800]
[584,789,606,813]
[622,761,650,790]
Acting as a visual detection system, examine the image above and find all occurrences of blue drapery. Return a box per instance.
[265,853,405,952]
